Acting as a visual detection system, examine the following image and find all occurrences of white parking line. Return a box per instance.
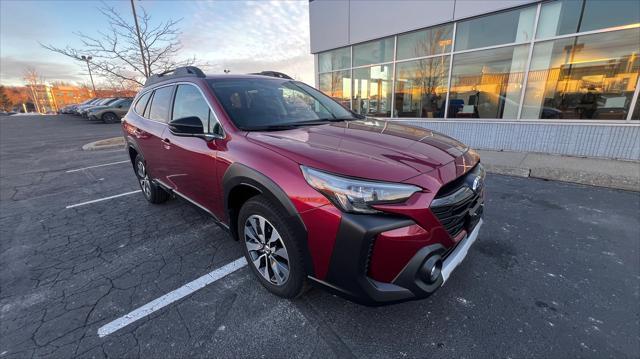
[65,190,141,209]
[65,160,129,173]
[98,257,247,337]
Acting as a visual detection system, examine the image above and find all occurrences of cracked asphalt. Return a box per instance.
[1,115,639,359]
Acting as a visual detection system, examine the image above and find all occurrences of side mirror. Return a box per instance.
[169,116,204,136]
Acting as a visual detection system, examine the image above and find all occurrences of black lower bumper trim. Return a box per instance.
[321,213,451,305]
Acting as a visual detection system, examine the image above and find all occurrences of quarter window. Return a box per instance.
[134,92,151,115]
[147,86,174,123]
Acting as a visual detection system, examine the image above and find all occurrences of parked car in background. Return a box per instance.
[122,67,485,305]
[80,98,119,117]
[72,98,102,115]
[87,97,133,123]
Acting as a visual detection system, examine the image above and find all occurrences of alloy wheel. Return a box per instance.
[244,214,290,286]
[136,160,151,198]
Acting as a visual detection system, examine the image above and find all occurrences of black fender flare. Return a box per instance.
[222,163,314,276]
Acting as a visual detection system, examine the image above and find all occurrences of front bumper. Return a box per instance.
[308,213,483,305]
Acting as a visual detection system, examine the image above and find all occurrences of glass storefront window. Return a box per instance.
[537,0,640,39]
[455,6,536,51]
[319,47,351,73]
[319,70,352,110]
[394,57,450,118]
[353,37,394,67]
[522,28,640,120]
[397,24,453,60]
[353,65,393,117]
[448,45,529,119]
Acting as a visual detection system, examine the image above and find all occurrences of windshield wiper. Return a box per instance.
[241,116,362,131]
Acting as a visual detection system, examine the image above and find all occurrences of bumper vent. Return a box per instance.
[430,166,484,238]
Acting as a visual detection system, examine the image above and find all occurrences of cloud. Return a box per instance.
[180,1,314,83]
[0,56,87,86]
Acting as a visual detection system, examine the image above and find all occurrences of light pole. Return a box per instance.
[81,55,96,94]
[130,0,148,78]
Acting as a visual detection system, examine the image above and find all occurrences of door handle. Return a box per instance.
[162,138,171,149]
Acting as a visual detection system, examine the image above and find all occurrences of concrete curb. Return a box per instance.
[82,137,125,151]
[485,165,640,192]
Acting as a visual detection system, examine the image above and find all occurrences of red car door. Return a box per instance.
[162,84,222,215]
[137,85,175,182]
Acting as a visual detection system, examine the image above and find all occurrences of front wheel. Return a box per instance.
[238,195,306,298]
[134,154,169,204]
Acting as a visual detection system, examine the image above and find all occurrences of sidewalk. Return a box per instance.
[478,150,640,192]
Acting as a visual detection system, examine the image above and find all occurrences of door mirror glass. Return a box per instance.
[168,116,204,136]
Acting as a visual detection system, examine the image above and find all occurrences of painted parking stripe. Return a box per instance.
[97,257,247,338]
[65,190,141,209]
[65,160,129,173]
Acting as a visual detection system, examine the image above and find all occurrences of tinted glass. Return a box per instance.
[134,92,151,115]
[448,45,529,119]
[394,56,450,118]
[148,86,174,122]
[632,101,639,120]
[397,24,453,60]
[353,37,394,66]
[318,47,351,72]
[537,0,640,39]
[172,85,212,131]
[353,65,393,117]
[208,79,354,130]
[319,70,352,109]
[522,28,640,120]
[455,6,536,51]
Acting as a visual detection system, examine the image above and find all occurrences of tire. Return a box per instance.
[102,112,118,124]
[238,195,306,298]
[133,154,169,204]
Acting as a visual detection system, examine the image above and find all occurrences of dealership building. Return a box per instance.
[309,0,640,160]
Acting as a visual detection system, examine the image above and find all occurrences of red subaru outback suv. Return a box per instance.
[122,67,485,305]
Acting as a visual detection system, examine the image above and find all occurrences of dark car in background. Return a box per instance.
[87,98,133,123]
[80,98,118,117]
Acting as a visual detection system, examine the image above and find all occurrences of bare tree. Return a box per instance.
[41,2,195,87]
[23,67,45,113]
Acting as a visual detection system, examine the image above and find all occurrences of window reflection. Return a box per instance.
[522,29,640,120]
[319,47,351,72]
[353,38,394,66]
[537,0,640,39]
[448,45,528,118]
[319,71,352,109]
[353,65,392,117]
[394,57,449,118]
[455,6,536,51]
[397,24,453,60]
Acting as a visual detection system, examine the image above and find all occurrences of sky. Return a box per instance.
[0,0,314,87]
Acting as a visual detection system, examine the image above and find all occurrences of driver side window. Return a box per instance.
[172,84,221,135]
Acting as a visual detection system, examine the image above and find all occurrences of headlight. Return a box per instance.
[301,166,421,214]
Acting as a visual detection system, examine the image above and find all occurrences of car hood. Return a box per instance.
[247,119,469,182]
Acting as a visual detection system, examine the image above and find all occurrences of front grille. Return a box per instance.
[431,168,483,238]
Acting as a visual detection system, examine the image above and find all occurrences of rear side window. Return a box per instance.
[147,86,175,123]
[172,85,213,132]
[134,92,151,115]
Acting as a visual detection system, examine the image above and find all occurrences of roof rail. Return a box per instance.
[144,66,206,87]
[251,71,293,80]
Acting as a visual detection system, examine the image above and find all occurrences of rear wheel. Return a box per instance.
[134,154,169,204]
[102,112,118,124]
[238,196,305,298]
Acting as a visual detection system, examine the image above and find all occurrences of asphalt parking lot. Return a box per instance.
[1,115,639,359]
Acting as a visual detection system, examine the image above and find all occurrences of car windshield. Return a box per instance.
[208,78,358,131]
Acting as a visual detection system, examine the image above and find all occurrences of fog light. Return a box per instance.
[420,255,443,283]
